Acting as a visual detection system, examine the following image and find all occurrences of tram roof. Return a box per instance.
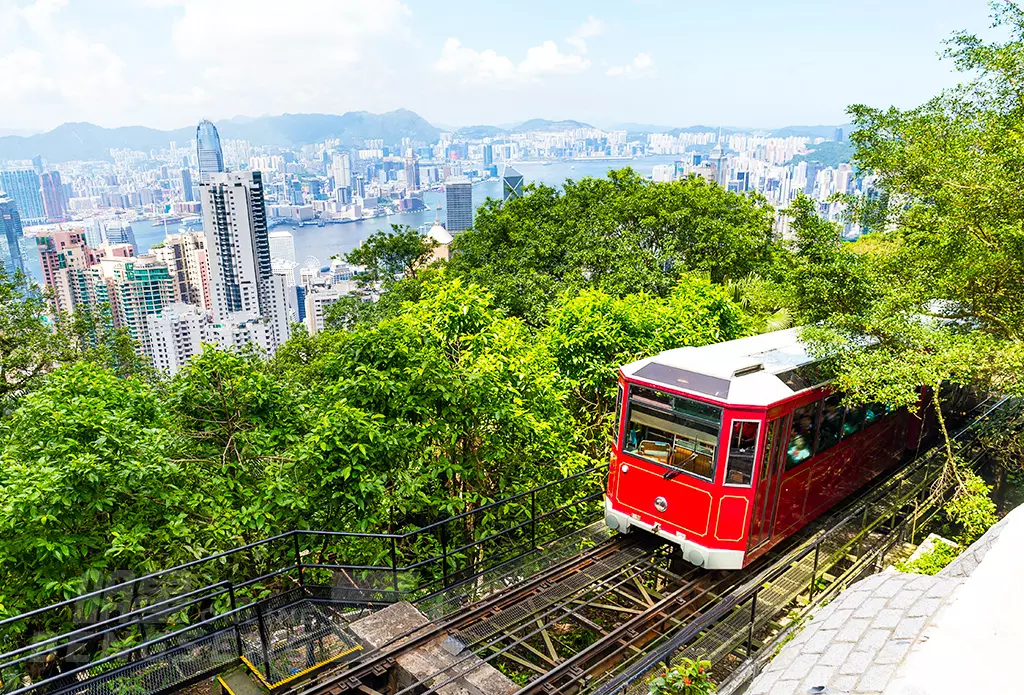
[620,328,824,407]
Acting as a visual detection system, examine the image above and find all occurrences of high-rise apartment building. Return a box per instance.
[445,177,473,233]
[104,221,138,254]
[181,168,194,202]
[102,255,175,357]
[269,230,296,265]
[148,303,213,375]
[196,120,225,184]
[404,156,420,191]
[502,165,523,201]
[36,231,98,312]
[199,171,290,351]
[0,195,24,275]
[0,169,45,224]
[40,171,66,222]
[332,153,351,202]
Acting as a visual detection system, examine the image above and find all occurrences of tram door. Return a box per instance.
[747,416,788,551]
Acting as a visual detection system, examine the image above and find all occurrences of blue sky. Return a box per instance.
[0,0,999,133]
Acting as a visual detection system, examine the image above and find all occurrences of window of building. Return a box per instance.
[623,385,722,482]
[786,401,819,470]
[725,420,760,486]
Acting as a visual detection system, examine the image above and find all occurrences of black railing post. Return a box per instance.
[390,536,400,596]
[810,543,820,600]
[293,533,304,587]
[255,601,272,682]
[531,488,537,550]
[229,583,243,658]
[746,589,759,656]
[441,522,449,588]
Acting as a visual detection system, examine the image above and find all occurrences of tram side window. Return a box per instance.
[842,403,867,439]
[725,421,760,486]
[786,402,819,470]
[817,393,844,454]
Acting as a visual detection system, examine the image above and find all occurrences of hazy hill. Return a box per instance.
[0,109,441,162]
[454,125,508,139]
[512,119,593,133]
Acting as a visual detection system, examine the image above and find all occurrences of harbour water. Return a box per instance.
[22,156,681,281]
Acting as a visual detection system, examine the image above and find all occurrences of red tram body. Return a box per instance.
[604,328,919,569]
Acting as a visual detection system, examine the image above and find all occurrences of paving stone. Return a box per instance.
[800,664,837,693]
[907,596,943,618]
[852,597,887,619]
[747,666,781,695]
[892,616,926,640]
[887,588,922,609]
[873,577,907,598]
[776,679,800,694]
[838,589,871,610]
[831,674,859,692]
[854,574,886,592]
[782,652,820,681]
[835,617,871,642]
[925,578,956,598]
[906,575,937,592]
[856,663,896,692]
[839,649,875,675]
[801,628,838,654]
[821,608,855,631]
[857,628,890,652]
[875,638,913,665]
[871,608,902,629]
[819,641,855,667]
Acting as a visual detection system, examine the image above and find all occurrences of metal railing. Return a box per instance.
[0,465,607,695]
[589,395,1017,695]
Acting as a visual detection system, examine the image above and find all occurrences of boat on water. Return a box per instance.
[152,216,183,226]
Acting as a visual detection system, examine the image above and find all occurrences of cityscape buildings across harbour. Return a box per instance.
[5,115,872,375]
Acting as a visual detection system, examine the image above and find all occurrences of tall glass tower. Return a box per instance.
[0,194,25,275]
[196,119,225,183]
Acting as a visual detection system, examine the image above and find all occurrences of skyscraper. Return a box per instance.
[502,165,524,201]
[0,169,45,223]
[445,177,473,233]
[0,195,24,275]
[105,221,138,254]
[269,230,296,265]
[483,144,493,168]
[199,171,290,350]
[40,171,66,222]
[102,255,175,357]
[404,156,420,191]
[181,168,194,202]
[834,127,844,143]
[196,119,225,183]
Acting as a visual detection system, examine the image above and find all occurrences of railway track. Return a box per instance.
[280,534,668,695]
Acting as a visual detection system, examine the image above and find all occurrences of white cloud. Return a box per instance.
[607,52,654,78]
[566,16,604,54]
[435,38,590,85]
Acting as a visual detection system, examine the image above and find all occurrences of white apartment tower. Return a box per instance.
[199,170,291,352]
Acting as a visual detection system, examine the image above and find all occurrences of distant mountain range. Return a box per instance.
[0,110,441,162]
[0,109,854,164]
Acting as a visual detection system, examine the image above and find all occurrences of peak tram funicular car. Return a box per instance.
[604,328,916,570]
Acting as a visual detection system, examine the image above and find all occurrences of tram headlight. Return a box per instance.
[654,496,668,512]
[620,464,629,474]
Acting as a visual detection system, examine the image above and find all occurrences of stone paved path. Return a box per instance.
[746,508,1015,695]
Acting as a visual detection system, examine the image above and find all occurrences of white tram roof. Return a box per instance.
[620,328,825,407]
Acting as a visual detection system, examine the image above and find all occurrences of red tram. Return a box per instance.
[604,328,920,569]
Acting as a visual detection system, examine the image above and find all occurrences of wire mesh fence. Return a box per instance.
[0,464,606,695]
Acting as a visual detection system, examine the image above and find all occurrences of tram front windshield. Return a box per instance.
[623,385,722,482]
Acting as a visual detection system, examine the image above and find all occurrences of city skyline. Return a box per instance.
[0,0,997,134]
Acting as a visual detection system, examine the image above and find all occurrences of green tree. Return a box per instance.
[449,169,778,324]
[542,275,750,450]
[344,223,437,283]
[0,270,66,404]
[0,363,183,614]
